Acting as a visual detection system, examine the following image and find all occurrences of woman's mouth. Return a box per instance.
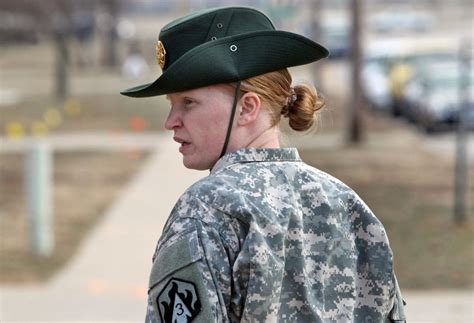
[178,142,191,153]
[174,137,191,152]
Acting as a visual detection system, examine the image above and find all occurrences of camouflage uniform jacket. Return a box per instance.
[146,148,406,323]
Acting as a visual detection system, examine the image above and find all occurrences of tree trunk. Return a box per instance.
[310,0,323,87]
[53,12,69,99]
[348,0,363,144]
[101,0,119,68]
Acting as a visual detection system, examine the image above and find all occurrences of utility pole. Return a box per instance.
[310,0,323,87]
[348,0,363,144]
[454,40,472,225]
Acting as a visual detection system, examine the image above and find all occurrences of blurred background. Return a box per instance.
[0,0,473,321]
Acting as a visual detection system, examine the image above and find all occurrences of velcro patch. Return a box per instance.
[157,277,201,322]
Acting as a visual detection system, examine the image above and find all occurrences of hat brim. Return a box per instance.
[120,30,329,97]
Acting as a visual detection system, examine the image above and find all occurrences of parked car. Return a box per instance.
[403,60,474,132]
[362,38,406,112]
[0,12,40,44]
[362,36,460,117]
[362,60,392,111]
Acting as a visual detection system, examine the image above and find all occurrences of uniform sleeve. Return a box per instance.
[346,191,407,322]
[145,205,237,323]
[388,275,407,322]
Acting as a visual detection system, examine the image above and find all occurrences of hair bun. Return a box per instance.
[287,84,325,132]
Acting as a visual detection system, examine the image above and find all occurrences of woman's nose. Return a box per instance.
[164,107,182,130]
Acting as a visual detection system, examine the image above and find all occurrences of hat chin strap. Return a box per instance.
[219,81,241,159]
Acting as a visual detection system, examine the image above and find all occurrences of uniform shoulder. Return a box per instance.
[298,162,382,223]
[183,174,240,204]
[173,175,249,225]
[298,162,355,196]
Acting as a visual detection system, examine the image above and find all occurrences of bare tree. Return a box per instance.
[1,0,123,98]
[347,0,363,144]
[98,0,120,68]
[43,1,76,99]
[310,0,323,87]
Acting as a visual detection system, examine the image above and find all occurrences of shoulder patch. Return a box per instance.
[157,277,202,323]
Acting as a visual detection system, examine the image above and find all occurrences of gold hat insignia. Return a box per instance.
[156,41,166,69]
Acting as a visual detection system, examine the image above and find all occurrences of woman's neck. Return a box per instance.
[246,127,280,149]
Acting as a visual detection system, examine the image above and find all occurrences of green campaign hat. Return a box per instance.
[120,6,329,97]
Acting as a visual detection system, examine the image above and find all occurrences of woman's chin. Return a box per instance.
[182,156,216,171]
[183,158,206,171]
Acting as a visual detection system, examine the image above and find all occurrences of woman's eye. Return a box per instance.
[184,99,194,107]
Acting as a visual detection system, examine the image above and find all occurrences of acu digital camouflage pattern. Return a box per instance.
[146,148,406,322]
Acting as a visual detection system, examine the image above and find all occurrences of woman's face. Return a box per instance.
[165,84,235,170]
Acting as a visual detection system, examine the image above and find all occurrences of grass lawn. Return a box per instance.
[0,150,148,283]
[0,93,170,136]
[298,126,474,289]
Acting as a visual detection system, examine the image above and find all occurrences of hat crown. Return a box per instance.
[121,6,329,97]
[158,7,275,71]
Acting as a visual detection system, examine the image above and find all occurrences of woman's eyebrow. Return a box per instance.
[166,92,188,101]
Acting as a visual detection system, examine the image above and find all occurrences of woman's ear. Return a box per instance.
[237,92,261,126]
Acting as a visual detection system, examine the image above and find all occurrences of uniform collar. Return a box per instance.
[210,147,301,175]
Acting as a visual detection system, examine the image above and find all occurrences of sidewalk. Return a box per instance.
[1,133,473,322]
[0,132,207,322]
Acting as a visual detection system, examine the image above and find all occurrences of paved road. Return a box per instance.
[1,132,473,322]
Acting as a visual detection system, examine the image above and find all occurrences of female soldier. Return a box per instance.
[121,6,406,323]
